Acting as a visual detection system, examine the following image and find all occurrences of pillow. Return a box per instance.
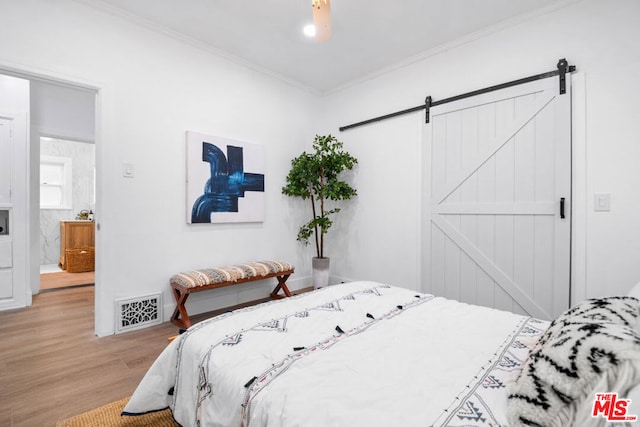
[507,296,640,427]
[628,282,640,299]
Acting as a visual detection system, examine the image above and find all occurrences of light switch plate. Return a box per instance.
[594,193,611,212]
[123,162,135,178]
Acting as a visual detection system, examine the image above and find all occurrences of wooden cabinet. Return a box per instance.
[59,221,95,270]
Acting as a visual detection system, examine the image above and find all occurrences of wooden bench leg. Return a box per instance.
[270,274,292,299]
[170,287,191,329]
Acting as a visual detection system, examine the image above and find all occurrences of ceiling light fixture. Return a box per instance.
[311,0,331,42]
[303,24,316,38]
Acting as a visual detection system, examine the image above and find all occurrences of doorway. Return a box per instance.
[31,79,97,293]
[39,137,96,290]
[0,67,101,334]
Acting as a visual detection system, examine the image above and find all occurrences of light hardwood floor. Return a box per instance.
[40,271,94,290]
[0,284,300,426]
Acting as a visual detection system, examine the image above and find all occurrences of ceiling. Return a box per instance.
[88,0,563,93]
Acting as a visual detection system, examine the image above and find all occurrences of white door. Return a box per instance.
[0,118,11,204]
[0,118,13,299]
[424,76,571,320]
[0,74,29,310]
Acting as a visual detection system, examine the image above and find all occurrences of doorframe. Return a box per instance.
[0,62,105,335]
[570,72,587,305]
[420,72,587,311]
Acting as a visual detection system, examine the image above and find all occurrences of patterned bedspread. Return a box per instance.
[434,317,548,426]
[124,281,549,426]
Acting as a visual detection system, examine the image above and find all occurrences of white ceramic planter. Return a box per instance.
[312,257,330,289]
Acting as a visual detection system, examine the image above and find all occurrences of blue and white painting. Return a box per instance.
[186,131,265,223]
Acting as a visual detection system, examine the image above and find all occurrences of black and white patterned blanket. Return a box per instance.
[508,297,640,427]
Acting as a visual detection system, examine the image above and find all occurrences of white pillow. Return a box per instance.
[628,281,640,299]
[628,282,640,333]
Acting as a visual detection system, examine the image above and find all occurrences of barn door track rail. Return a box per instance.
[339,58,576,132]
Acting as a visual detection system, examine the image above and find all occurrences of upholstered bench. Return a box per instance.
[169,260,294,328]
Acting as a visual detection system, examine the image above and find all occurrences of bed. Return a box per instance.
[124,281,640,426]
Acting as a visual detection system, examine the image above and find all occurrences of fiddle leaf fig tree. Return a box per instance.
[282,134,358,259]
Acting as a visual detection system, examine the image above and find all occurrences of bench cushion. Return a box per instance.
[171,260,294,289]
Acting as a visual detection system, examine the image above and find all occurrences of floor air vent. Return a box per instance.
[116,293,163,333]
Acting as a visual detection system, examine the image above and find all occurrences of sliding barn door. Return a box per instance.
[425,76,571,320]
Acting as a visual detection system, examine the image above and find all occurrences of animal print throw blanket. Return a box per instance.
[508,297,640,427]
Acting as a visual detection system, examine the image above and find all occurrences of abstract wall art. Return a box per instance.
[186,131,265,224]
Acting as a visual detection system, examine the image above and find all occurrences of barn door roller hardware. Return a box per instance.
[556,58,572,95]
[339,58,576,131]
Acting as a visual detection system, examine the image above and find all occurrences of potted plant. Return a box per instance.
[282,134,358,288]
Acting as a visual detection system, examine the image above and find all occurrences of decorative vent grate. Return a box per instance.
[116,293,162,333]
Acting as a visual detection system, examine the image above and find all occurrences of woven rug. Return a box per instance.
[55,397,178,427]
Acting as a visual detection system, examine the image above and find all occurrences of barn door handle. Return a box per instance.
[560,197,566,219]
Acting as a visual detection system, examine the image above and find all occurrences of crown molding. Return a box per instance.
[325,0,584,96]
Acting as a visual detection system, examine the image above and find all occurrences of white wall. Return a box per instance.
[0,0,317,335]
[31,79,96,143]
[320,0,640,301]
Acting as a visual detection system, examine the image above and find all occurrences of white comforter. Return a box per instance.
[124,281,548,426]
